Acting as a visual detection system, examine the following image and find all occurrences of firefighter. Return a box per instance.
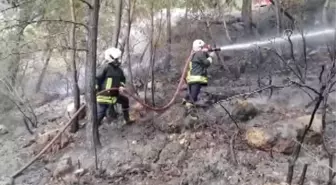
[96,47,135,126]
[182,39,215,117]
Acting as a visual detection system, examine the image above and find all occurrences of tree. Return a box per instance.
[69,0,80,133]
[322,0,330,25]
[273,0,282,35]
[125,0,138,95]
[149,0,155,106]
[112,0,122,47]
[85,0,101,151]
[165,0,172,71]
[241,0,252,35]
[35,46,53,93]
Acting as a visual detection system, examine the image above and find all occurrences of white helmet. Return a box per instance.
[192,39,205,51]
[104,47,122,63]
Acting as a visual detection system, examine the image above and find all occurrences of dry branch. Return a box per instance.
[215,84,288,104]
[78,0,93,9]
[218,103,240,130]
[230,130,239,165]
[298,164,309,185]
[0,19,88,32]
[269,0,295,24]
[11,105,86,179]
[286,90,324,184]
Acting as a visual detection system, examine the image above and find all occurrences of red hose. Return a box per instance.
[98,50,194,112]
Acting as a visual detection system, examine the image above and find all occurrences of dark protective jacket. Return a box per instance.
[186,51,212,85]
[96,62,126,104]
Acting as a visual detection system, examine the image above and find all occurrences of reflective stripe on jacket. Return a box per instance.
[97,95,117,104]
[186,51,212,84]
[96,62,126,104]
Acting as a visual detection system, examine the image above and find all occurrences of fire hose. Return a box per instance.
[11,48,214,179]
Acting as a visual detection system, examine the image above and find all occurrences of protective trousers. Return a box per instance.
[184,83,202,104]
[97,94,131,126]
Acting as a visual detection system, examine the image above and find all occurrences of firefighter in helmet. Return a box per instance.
[96,47,135,125]
[182,39,215,117]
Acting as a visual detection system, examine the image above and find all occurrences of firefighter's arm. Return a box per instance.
[197,51,214,67]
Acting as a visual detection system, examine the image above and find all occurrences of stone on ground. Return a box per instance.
[247,114,324,154]
[245,127,276,150]
[0,125,8,135]
[53,156,74,180]
[295,114,322,134]
[231,100,259,122]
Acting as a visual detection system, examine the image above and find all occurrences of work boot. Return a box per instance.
[184,102,198,120]
[122,109,135,125]
[182,98,187,105]
[108,104,118,118]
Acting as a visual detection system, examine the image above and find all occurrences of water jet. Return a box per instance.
[217,28,336,52]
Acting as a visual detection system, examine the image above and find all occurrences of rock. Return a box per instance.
[0,125,8,135]
[276,114,323,145]
[245,127,277,150]
[295,114,322,134]
[74,168,87,177]
[53,156,74,179]
[231,100,259,122]
[246,113,324,154]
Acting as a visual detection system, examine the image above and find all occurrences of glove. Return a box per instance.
[209,51,216,58]
[119,86,125,93]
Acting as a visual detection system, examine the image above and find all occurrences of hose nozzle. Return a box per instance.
[204,44,221,52]
[208,47,221,52]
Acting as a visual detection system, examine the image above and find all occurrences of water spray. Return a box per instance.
[207,28,336,52]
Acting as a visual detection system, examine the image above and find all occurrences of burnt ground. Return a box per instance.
[1,46,336,185]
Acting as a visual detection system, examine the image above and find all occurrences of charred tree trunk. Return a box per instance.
[125,0,137,95]
[150,1,155,106]
[8,28,24,89]
[86,0,101,149]
[322,0,330,25]
[69,0,80,133]
[217,0,233,43]
[35,48,53,93]
[273,0,282,36]
[165,0,172,71]
[241,0,252,35]
[112,0,122,47]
